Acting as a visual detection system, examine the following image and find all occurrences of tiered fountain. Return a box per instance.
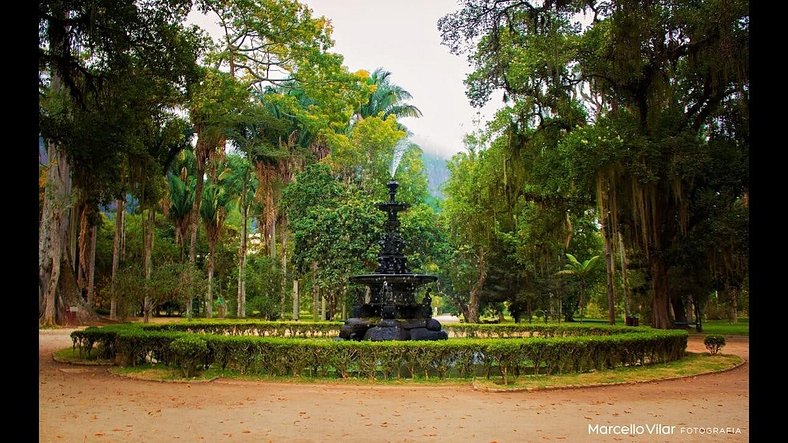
[338,180,448,341]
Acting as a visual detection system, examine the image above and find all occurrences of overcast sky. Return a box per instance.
[189,0,502,159]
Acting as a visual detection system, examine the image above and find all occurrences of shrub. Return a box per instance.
[170,335,209,377]
[246,295,281,320]
[703,335,726,355]
[71,322,688,383]
[71,325,125,359]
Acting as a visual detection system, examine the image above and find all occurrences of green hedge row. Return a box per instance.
[445,323,647,338]
[144,320,343,338]
[71,324,687,383]
[136,320,653,339]
[70,324,128,360]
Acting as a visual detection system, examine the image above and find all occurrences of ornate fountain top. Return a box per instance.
[375,180,409,274]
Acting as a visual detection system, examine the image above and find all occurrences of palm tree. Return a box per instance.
[200,179,232,318]
[557,253,600,322]
[165,171,195,262]
[218,153,258,317]
[356,68,423,121]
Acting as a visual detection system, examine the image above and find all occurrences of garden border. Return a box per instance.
[71,321,687,383]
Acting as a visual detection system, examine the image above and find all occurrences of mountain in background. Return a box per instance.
[420,150,450,203]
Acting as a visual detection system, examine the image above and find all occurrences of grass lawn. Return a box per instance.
[52,347,114,365]
[695,318,748,336]
[472,352,743,392]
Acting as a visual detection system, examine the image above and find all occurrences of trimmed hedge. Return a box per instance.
[170,336,208,377]
[71,322,687,383]
[145,320,343,338]
[138,320,654,339]
[445,323,647,338]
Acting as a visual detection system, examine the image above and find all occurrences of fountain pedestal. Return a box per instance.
[339,181,448,341]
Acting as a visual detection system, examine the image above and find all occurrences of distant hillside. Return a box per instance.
[421,151,450,201]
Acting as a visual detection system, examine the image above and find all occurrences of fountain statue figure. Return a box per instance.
[339,180,448,341]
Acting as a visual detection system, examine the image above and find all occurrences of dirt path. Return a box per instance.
[39,330,748,442]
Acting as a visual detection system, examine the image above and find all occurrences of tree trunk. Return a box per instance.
[601,219,616,324]
[649,255,673,329]
[255,162,278,257]
[459,302,470,324]
[292,280,300,320]
[270,210,277,258]
[120,199,127,262]
[57,254,99,325]
[280,214,287,316]
[671,293,688,324]
[77,203,98,307]
[142,208,155,323]
[311,262,319,320]
[206,243,214,318]
[185,269,193,318]
[728,285,738,323]
[618,233,631,317]
[189,134,208,265]
[87,224,97,306]
[189,203,200,264]
[237,203,248,318]
[563,304,575,322]
[69,197,80,276]
[39,141,72,326]
[465,249,487,324]
[693,297,704,332]
[110,198,124,319]
[464,299,479,324]
[327,293,337,321]
[76,203,90,296]
[142,208,156,279]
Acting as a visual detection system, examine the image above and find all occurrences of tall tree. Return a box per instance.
[283,164,382,320]
[38,0,202,325]
[439,0,748,328]
[186,68,248,264]
[199,178,232,318]
[195,0,369,260]
[219,152,258,317]
[109,196,125,319]
[441,144,496,323]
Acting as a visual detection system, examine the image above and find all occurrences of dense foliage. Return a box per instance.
[437,0,748,328]
[40,0,748,329]
[39,0,438,325]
